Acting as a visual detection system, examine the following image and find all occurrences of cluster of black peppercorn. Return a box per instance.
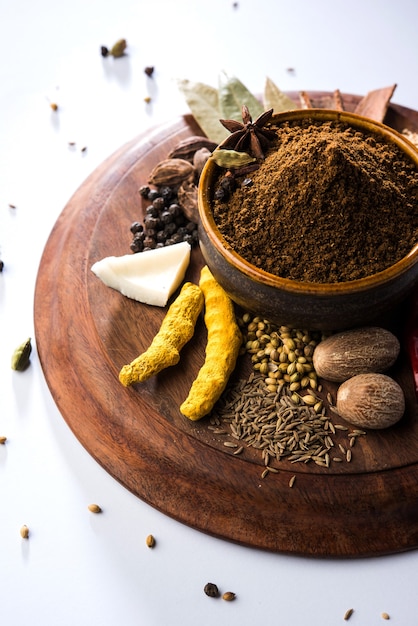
[214,175,236,202]
[130,185,199,253]
[213,173,253,202]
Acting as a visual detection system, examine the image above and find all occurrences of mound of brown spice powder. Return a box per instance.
[212,119,418,282]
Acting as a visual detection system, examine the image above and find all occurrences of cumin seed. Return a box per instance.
[344,608,354,621]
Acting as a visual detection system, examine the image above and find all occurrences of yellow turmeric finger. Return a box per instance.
[119,281,203,386]
[180,266,242,421]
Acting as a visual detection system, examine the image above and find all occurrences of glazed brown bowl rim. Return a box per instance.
[198,108,418,296]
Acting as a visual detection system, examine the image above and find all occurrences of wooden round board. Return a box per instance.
[34,92,418,557]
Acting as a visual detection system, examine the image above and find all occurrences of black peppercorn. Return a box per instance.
[147,189,160,202]
[165,222,177,236]
[168,203,181,217]
[139,185,150,198]
[204,583,219,598]
[160,186,174,201]
[145,205,160,218]
[152,196,166,211]
[160,210,173,225]
[100,46,109,57]
[144,215,160,230]
[130,240,143,253]
[130,221,143,234]
[214,187,228,201]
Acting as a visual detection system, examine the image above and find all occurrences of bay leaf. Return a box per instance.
[177,79,228,143]
[218,74,264,122]
[263,77,298,113]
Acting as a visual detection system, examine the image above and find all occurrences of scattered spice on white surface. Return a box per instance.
[109,38,127,58]
[20,525,29,539]
[381,613,390,620]
[0,436,7,444]
[222,592,236,602]
[204,583,219,598]
[343,608,354,620]
[87,504,102,514]
[146,534,156,548]
[11,337,32,371]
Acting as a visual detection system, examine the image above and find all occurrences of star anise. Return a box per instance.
[218,105,276,160]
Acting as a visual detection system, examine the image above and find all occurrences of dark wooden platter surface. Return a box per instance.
[34,91,418,558]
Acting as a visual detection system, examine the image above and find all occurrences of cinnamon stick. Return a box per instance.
[354,84,397,123]
[299,91,313,109]
[333,89,344,111]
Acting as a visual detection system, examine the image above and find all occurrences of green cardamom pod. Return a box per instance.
[110,39,127,58]
[210,149,256,169]
[11,337,32,371]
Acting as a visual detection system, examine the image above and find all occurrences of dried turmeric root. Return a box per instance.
[180,266,242,421]
[119,281,203,386]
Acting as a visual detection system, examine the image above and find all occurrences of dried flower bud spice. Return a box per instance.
[11,338,32,371]
[204,582,219,598]
[146,534,155,548]
[87,504,102,513]
[0,436,7,444]
[222,591,236,602]
[20,525,29,539]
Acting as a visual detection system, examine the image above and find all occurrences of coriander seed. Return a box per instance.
[222,591,236,601]
[87,504,102,514]
[20,525,29,539]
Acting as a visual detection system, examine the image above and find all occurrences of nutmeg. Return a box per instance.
[336,373,405,429]
[313,327,400,382]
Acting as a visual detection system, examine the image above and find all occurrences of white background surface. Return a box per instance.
[1,1,418,624]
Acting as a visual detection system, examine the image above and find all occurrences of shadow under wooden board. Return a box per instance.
[34,91,418,558]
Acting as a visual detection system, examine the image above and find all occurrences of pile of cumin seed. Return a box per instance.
[209,371,366,478]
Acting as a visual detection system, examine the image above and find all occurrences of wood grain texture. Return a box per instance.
[34,92,418,557]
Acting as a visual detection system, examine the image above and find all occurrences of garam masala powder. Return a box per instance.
[212,118,418,283]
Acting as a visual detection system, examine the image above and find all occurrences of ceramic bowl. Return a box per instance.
[198,109,418,330]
